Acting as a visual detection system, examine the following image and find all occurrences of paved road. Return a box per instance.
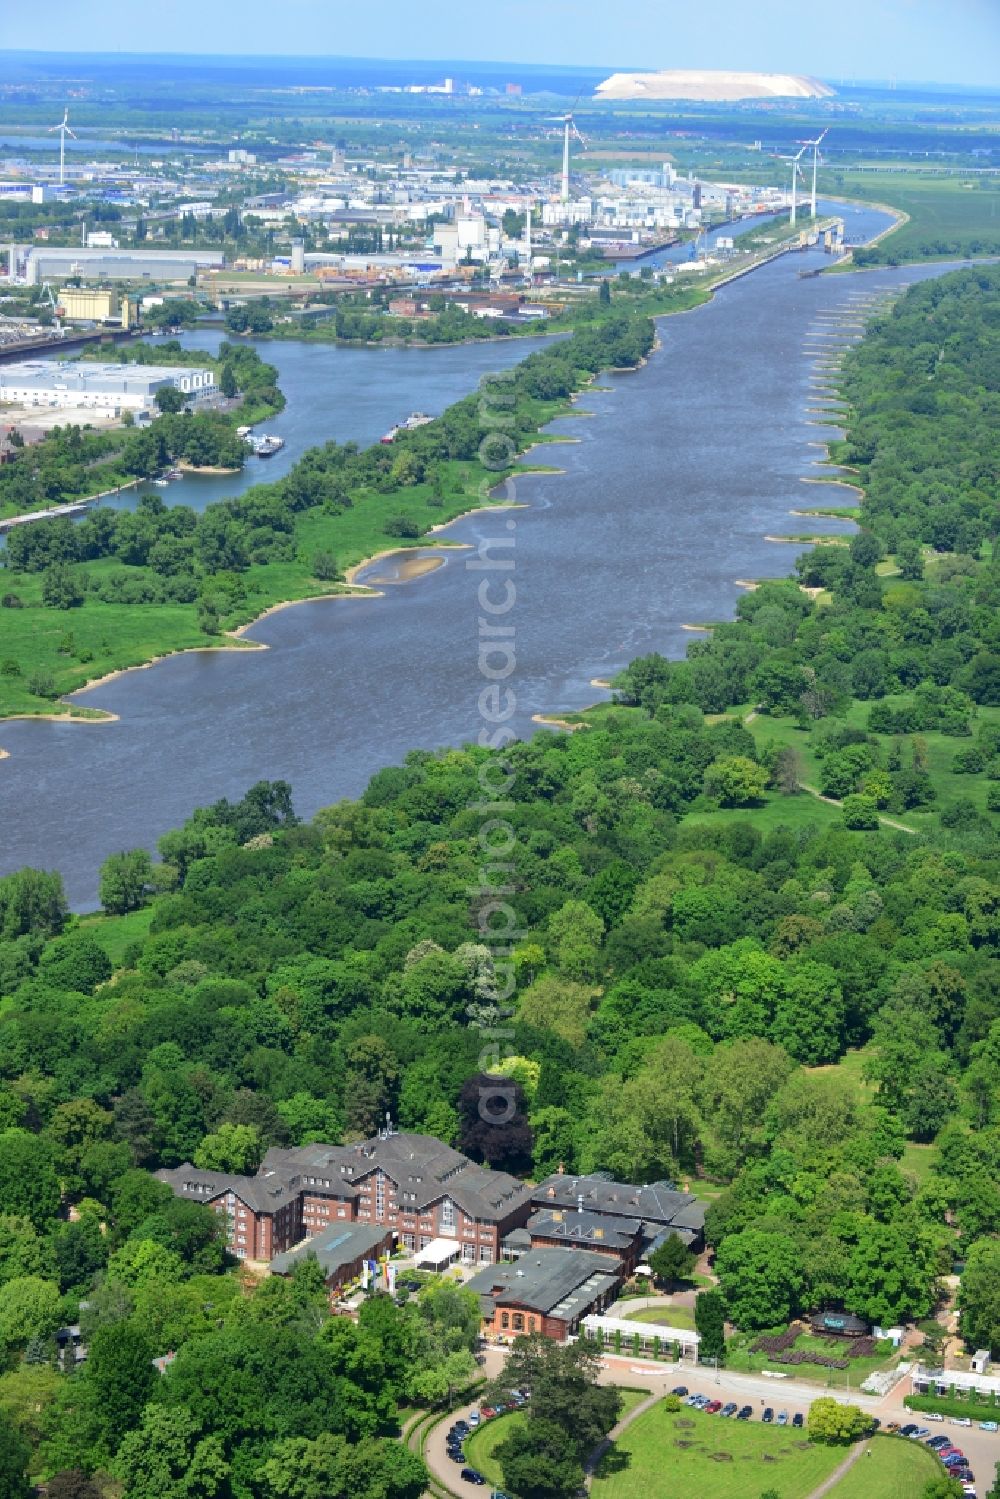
[421,1347,999,1497]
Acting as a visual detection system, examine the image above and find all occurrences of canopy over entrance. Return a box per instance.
[414,1237,461,1270]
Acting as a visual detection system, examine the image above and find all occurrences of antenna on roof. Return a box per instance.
[577,1193,584,1215]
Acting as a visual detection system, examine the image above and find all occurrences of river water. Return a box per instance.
[0,207,963,906]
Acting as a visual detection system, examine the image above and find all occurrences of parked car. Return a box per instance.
[672,1386,689,1397]
[944,1454,968,1468]
[910,1427,932,1439]
[777,1411,789,1426]
[928,1436,953,1449]
[705,1400,723,1414]
[738,1406,753,1421]
[468,1410,481,1427]
[685,1394,701,1407]
[763,1408,774,1423]
[792,1413,804,1429]
[448,1450,466,1463]
[461,1471,486,1487]
[900,1424,919,1437]
[979,1421,998,1432]
[954,1417,973,1428]
[925,1412,946,1422]
[885,1422,899,1433]
[479,1407,495,1420]
[721,1403,737,1417]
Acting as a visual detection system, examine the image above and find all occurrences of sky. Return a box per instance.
[1,0,999,88]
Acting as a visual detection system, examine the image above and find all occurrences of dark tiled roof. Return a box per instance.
[528,1207,642,1253]
[155,1164,301,1215]
[264,1133,532,1223]
[531,1174,706,1238]
[466,1248,622,1320]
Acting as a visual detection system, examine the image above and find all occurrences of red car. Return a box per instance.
[480,1407,496,1420]
[705,1401,723,1414]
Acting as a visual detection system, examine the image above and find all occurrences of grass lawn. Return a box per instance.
[736,698,1000,838]
[465,1391,649,1488]
[823,1435,941,1498]
[628,1304,698,1332]
[591,1405,842,1499]
[463,1411,526,1487]
[78,905,155,960]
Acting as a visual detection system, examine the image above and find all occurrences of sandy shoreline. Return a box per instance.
[531,712,587,733]
[175,461,242,476]
[799,475,863,496]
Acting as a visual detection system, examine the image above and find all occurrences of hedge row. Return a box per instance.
[904,1392,1000,1423]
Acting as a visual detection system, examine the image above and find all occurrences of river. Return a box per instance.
[0,207,964,907]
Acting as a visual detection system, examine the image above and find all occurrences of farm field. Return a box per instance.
[828,169,1000,263]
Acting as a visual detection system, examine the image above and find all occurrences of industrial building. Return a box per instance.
[22,247,225,285]
[55,288,133,328]
[0,359,215,413]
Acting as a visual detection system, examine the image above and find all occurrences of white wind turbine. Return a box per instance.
[49,108,77,187]
[798,129,829,218]
[549,109,587,202]
[777,144,808,226]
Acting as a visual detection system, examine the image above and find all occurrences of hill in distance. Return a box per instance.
[595,69,835,101]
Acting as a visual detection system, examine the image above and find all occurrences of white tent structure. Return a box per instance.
[414,1237,462,1270]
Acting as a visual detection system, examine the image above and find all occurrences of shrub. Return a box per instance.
[842,794,880,830]
[384,515,420,538]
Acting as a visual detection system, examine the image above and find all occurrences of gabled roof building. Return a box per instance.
[157,1129,533,1265]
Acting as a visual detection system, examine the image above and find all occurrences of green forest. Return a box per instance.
[0,264,998,1496]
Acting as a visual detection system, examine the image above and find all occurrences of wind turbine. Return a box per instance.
[777,144,808,226]
[548,108,587,203]
[798,129,829,219]
[49,108,76,187]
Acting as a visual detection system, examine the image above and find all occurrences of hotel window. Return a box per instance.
[479,1246,492,1263]
[512,1313,524,1332]
[440,1198,455,1231]
[501,1313,510,1329]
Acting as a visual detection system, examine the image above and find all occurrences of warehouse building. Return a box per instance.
[0,359,215,413]
[24,247,224,285]
[55,288,134,328]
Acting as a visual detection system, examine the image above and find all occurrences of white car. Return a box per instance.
[467,1410,481,1428]
[953,1417,972,1427]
